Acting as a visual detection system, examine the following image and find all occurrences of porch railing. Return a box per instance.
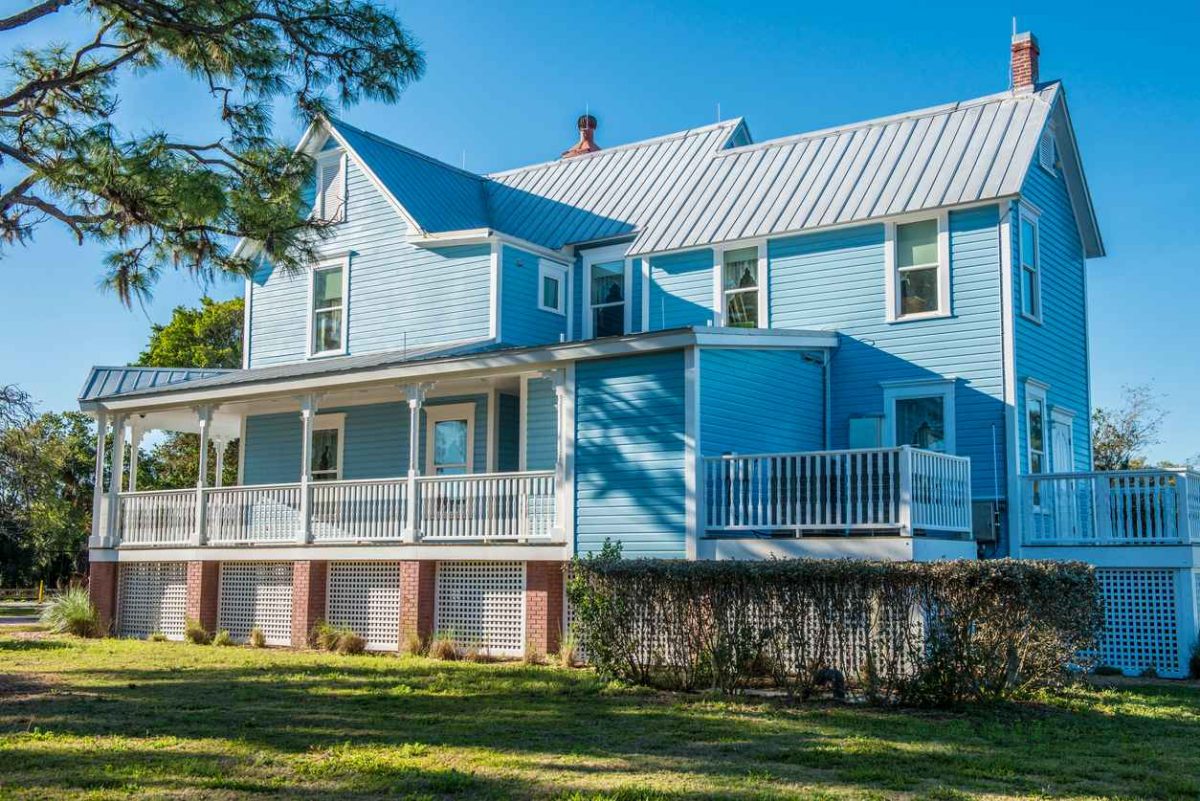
[112,471,556,547]
[703,446,972,535]
[1021,469,1199,545]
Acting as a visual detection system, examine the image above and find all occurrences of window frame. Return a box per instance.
[582,243,631,339]
[424,402,476,475]
[882,379,957,455]
[884,211,951,323]
[713,240,768,328]
[1018,205,1043,324]
[537,258,568,316]
[310,413,345,481]
[1025,379,1049,477]
[307,255,350,358]
[314,150,348,223]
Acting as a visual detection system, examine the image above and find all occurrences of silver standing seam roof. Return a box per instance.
[79,366,234,402]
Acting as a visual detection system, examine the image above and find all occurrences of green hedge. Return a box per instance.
[566,548,1102,706]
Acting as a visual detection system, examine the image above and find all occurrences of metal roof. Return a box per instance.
[79,366,233,402]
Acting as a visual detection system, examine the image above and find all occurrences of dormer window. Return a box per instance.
[315,151,347,223]
[310,258,348,357]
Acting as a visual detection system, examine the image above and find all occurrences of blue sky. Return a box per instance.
[3,2,1197,462]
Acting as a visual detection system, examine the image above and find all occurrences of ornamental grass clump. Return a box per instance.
[40,588,100,637]
[311,620,366,655]
[248,627,267,648]
[212,630,235,647]
[183,618,211,645]
[567,542,1103,707]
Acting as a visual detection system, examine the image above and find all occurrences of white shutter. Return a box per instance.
[1038,129,1056,173]
[317,152,346,222]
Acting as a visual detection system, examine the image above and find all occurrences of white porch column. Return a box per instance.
[106,414,128,545]
[897,445,914,537]
[402,383,427,543]
[193,406,212,546]
[89,412,109,547]
[553,367,575,549]
[127,423,144,494]
[297,395,317,544]
[212,437,229,489]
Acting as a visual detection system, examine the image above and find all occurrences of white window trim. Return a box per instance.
[311,412,345,481]
[884,211,951,323]
[882,379,957,455]
[537,258,568,316]
[712,240,769,328]
[314,150,348,223]
[581,243,631,339]
[307,255,350,358]
[1018,204,1043,324]
[424,402,476,475]
[1025,379,1049,476]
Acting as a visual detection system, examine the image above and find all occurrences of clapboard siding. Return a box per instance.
[648,249,714,330]
[248,151,492,367]
[699,348,825,456]
[575,351,687,558]
[1015,155,1092,472]
[496,393,520,472]
[524,376,558,471]
[500,245,569,346]
[769,206,1006,499]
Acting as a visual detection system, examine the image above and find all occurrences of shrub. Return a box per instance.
[40,588,100,637]
[147,631,167,642]
[248,627,267,648]
[430,631,459,661]
[523,645,545,666]
[184,618,212,645]
[567,546,1103,707]
[212,630,234,647]
[557,631,580,669]
[311,619,364,654]
[336,632,367,655]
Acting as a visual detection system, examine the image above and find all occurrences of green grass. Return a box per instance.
[1,633,1198,800]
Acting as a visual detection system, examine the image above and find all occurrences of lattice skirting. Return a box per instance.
[326,561,402,650]
[435,561,526,656]
[217,562,294,645]
[117,562,187,640]
[1094,568,1187,678]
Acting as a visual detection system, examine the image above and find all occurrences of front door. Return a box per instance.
[1050,415,1074,473]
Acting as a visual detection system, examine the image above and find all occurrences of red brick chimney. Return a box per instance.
[561,114,601,159]
[1011,31,1039,91]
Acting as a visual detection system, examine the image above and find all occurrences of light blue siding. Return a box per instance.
[524,376,558,471]
[575,351,687,558]
[496,393,520,472]
[1015,156,1092,472]
[648,249,714,330]
[769,207,1007,501]
[700,349,825,456]
[500,245,568,346]
[248,152,492,367]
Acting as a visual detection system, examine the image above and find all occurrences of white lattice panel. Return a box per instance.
[435,561,525,656]
[218,562,294,645]
[327,561,402,651]
[117,562,187,640]
[1094,569,1182,677]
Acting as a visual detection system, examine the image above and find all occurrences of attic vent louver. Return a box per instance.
[1038,127,1057,173]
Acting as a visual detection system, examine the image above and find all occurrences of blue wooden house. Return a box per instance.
[80,33,1200,675]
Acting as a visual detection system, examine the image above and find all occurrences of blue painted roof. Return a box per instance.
[79,366,234,403]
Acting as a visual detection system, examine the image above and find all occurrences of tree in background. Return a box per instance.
[135,297,242,489]
[1091,385,1167,471]
[1,0,424,303]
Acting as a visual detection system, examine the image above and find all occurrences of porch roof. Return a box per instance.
[78,327,838,412]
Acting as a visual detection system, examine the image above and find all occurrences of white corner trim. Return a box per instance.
[489,242,502,340]
[242,277,253,370]
[683,346,699,560]
[518,374,529,471]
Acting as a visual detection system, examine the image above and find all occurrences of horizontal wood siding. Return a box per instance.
[648,249,714,330]
[248,153,492,367]
[497,393,520,472]
[524,376,558,471]
[575,351,687,558]
[500,245,568,346]
[769,207,1006,499]
[1015,158,1092,472]
[699,348,825,456]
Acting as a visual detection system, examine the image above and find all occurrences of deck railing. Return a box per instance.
[703,446,972,535]
[1021,469,1199,545]
[113,471,556,547]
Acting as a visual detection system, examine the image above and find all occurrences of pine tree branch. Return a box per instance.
[0,0,72,33]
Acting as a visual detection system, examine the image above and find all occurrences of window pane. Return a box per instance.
[313,268,343,308]
[542,275,560,310]
[593,304,624,338]
[722,247,758,290]
[1029,399,1045,455]
[1022,267,1037,316]
[725,290,758,328]
[897,219,938,268]
[590,261,624,305]
[899,266,939,315]
[312,429,339,477]
[1020,218,1036,267]
[314,308,342,352]
[434,419,468,471]
[896,396,946,452]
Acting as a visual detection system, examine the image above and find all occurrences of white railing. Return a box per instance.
[311,478,408,542]
[117,489,196,545]
[205,484,303,544]
[1022,469,1199,545]
[703,446,972,536]
[416,471,557,542]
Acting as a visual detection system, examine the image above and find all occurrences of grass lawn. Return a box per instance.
[1,633,1198,800]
